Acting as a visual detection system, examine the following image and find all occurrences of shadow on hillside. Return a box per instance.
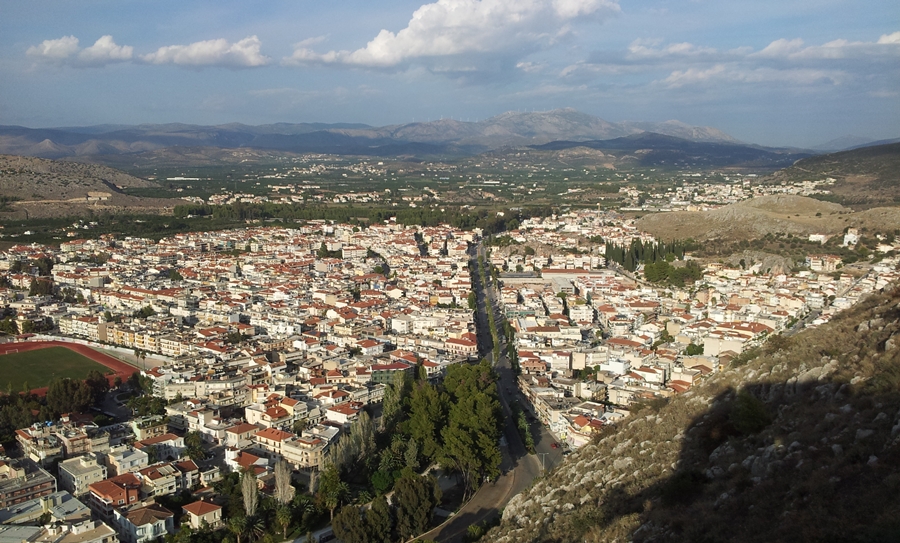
[569,370,900,543]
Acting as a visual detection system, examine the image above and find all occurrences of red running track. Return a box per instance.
[0,340,138,396]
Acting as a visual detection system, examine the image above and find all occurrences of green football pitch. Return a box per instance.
[0,346,112,391]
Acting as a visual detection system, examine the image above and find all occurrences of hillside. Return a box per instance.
[0,154,177,219]
[772,142,900,207]
[531,133,810,169]
[485,285,900,543]
[636,195,900,242]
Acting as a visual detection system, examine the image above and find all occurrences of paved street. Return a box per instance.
[418,243,562,542]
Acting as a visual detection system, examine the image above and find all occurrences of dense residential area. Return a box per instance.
[0,210,897,543]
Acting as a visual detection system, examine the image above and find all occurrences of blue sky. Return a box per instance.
[1,0,898,147]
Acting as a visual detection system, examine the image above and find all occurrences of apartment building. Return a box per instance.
[58,455,107,497]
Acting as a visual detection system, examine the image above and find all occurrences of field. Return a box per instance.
[0,343,134,392]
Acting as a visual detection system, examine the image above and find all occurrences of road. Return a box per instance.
[418,243,564,543]
[419,351,543,543]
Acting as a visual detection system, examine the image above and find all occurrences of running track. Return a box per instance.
[0,340,138,396]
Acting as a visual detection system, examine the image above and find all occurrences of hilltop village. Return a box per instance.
[0,208,897,543]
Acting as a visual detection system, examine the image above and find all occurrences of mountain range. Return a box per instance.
[0,109,739,159]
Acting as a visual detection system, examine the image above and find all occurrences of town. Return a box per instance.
[0,206,897,543]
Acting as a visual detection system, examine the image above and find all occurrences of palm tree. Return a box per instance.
[227,516,246,543]
[276,505,292,539]
[246,516,266,542]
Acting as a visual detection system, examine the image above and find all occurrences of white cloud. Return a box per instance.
[141,36,270,68]
[662,65,844,88]
[285,0,620,68]
[627,39,718,58]
[516,61,544,73]
[26,36,82,62]
[571,31,899,95]
[78,36,133,66]
[26,35,132,67]
[752,38,805,58]
[752,33,900,61]
[877,31,900,44]
[661,64,727,87]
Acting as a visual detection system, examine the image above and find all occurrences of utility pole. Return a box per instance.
[537,452,548,474]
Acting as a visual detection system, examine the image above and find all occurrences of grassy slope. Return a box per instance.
[776,142,900,207]
[0,346,111,390]
[486,286,900,543]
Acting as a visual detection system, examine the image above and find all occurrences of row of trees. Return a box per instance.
[44,370,110,416]
[323,360,503,542]
[643,260,703,287]
[604,239,689,273]
[333,473,442,543]
[0,368,117,445]
[173,202,555,237]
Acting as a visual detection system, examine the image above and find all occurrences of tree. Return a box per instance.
[366,495,394,543]
[128,371,152,394]
[33,257,53,276]
[84,370,110,405]
[467,290,477,310]
[274,459,295,505]
[370,470,394,495]
[241,471,259,518]
[393,473,442,540]
[134,306,156,319]
[380,371,411,432]
[332,505,368,543]
[440,362,502,499]
[245,516,265,542]
[45,378,93,416]
[730,389,772,435]
[685,343,704,356]
[329,410,376,475]
[405,439,420,470]
[29,278,53,296]
[0,318,18,336]
[185,431,205,462]
[226,516,246,543]
[275,504,292,539]
[316,464,348,520]
[407,382,449,463]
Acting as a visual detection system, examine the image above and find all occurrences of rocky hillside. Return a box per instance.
[0,154,156,200]
[0,154,178,219]
[485,286,900,543]
[636,195,900,242]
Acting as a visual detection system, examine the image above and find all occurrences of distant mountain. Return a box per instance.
[848,137,900,150]
[0,109,740,159]
[530,132,811,169]
[812,135,876,152]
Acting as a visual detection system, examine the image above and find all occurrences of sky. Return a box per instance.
[1,0,898,147]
